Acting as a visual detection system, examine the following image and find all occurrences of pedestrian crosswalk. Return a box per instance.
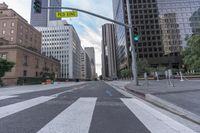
[0,95,197,133]
[38,98,96,133]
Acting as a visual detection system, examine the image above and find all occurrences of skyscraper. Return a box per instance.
[85,47,96,80]
[113,0,200,71]
[80,49,92,80]
[102,24,117,80]
[112,0,131,73]
[36,20,82,80]
[30,0,61,27]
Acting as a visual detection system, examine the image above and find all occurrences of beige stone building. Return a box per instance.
[0,3,60,85]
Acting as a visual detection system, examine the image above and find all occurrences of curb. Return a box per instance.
[125,85,146,97]
[125,84,200,125]
[146,94,200,124]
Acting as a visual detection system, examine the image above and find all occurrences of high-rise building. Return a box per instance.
[80,49,92,80]
[36,20,82,80]
[30,0,61,27]
[112,0,131,73]
[0,3,60,85]
[85,47,96,80]
[102,24,117,80]
[112,0,200,71]
[159,13,182,55]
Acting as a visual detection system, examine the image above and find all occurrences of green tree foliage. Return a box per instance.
[182,35,200,71]
[137,59,151,75]
[0,59,15,78]
[120,68,132,78]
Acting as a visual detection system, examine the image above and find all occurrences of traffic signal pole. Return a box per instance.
[126,0,139,85]
[41,3,139,85]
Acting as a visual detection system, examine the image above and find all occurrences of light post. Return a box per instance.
[126,0,139,86]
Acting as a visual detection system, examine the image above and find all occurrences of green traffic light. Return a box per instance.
[133,36,139,41]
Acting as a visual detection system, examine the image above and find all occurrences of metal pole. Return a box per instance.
[42,6,131,28]
[126,0,139,85]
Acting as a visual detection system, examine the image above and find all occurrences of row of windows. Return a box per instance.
[41,29,69,33]
[3,22,15,27]
[137,47,162,52]
[43,38,68,41]
[42,34,69,37]
[138,52,179,58]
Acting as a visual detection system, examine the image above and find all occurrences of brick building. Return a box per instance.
[0,3,60,85]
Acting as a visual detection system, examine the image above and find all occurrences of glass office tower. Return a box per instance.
[112,0,131,74]
[113,0,200,70]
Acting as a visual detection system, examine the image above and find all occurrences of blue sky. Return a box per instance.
[0,0,113,75]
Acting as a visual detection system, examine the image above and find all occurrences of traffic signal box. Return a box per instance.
[133,28,139,42]
[33,0,42,13]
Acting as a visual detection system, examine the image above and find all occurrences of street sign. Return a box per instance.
[56,11,78,18]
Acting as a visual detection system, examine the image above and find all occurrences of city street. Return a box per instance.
[0,81,197,133]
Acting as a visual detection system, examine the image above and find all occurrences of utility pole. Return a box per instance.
[126,0,139,85]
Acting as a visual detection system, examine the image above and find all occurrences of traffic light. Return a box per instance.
[33,0,42,13]
[133,28,139,42]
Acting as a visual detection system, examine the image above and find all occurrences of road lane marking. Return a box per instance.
[121,98,196,133]
[0,96,55,119]
[105,90,112,96]
[0,96,17,100]
[37,97,97,133]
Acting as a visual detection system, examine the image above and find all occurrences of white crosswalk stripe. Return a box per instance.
[121,98,196,133]
[0,96,18,100]
[0,96,55,119]
[37,97,97,133]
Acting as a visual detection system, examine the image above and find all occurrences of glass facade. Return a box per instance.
[113,0,200,69]
[112,0,130,73]
[157,0,200,47]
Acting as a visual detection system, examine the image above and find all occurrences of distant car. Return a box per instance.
[75,79,79,82]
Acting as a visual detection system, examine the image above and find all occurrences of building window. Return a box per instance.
[36,58,39,68]
[3,22,6,27]
[36,72,38,77]
[0,53,7,59]
[11,29,14,34]
[2,30,5,35]
[11,22,15,27]
[23,55,28,66]
[11,37,14,42]
[19,39,22,43]
[23,70,27,77]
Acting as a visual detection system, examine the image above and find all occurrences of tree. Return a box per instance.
[182,35,200,71]
[120,68,132,78]
[0,59,15,78]
[137,59,151,76]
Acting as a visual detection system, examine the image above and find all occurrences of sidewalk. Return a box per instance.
[125,79,200,124]
[0,82,85,96]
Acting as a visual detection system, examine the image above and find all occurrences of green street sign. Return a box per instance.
[56,11,78,18]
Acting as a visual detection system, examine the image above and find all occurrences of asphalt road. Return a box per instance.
[0,81,195,133]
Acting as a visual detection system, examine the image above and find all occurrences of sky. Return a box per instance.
[0,0,114,76]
